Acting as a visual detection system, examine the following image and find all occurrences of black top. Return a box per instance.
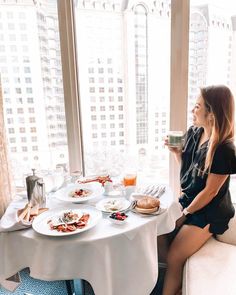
[179,127,236,234]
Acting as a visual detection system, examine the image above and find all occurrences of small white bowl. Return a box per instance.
[108,213,128,225]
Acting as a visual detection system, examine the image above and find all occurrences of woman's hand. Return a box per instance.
[164,137,182,154]
[164,137,182,164]
[175,214,186,229]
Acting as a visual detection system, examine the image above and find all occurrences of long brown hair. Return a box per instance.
[201,85,235,172]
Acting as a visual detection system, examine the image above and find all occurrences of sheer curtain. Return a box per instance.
[0,77,14,218]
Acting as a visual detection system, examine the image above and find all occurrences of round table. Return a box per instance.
[0,186,182,295]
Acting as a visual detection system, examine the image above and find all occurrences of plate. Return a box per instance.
[32,207,102,236]
[131,203,167,216]
[54,183,104,203]
[96,198,131,213]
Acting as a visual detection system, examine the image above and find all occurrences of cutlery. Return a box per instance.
[142,185,155,195]
[139,185,165,198]
[124,201,137,213]
[156,186,166,198]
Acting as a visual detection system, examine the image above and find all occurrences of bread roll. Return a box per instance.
[18,203,30,220]
[30,204,39,216]
[135,196,160,213]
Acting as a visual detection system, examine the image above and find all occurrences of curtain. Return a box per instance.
[0,76,14,218]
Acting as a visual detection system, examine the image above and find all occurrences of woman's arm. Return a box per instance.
[185,173,229,214]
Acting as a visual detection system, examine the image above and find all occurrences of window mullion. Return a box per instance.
[170,0,189,197]
[57,0,84,174]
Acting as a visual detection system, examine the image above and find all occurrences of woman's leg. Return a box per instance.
[162,224,212,295]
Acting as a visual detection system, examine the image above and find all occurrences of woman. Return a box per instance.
[163,85,236,295]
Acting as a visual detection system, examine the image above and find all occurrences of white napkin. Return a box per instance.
[0,273,21,292]
[0,202,32,232]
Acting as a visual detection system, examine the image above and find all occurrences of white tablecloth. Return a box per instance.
[0,187,182,295]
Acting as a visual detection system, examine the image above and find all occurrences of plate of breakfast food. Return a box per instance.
[32,207,102,236]
[54,183,104,203]
[96,197,131,213]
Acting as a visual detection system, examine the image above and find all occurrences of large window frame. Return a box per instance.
[58,0,189,195]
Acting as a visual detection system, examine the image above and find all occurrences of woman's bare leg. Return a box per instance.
[162,224,212,295]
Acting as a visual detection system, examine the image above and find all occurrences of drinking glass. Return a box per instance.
[168,131,184,148]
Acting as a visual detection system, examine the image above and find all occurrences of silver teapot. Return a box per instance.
[26,169,45,207]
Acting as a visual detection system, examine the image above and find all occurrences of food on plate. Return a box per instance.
[18,203,48,222]
[78,175,112,186]
[30,204,39,216]
[18,203,30,221]
[47,211,90,232]
[135,196,160,213]
[103,199,124,212]
[109,212,128,221]
[69,188,92,198]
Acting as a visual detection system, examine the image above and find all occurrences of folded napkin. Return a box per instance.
[0,273,21,292]
[134,185,166,199]
[0,201,48,232]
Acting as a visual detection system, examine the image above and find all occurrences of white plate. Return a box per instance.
[96,197,131,213]
[54,183,104,203]
[131,205,167,217]
[32,207,102,236]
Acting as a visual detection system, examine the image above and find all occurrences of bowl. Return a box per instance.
[108,212,128,225]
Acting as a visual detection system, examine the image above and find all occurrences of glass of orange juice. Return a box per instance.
[123,173,137,187]
[123,172,137,199]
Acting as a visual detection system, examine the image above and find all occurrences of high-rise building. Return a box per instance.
[188,4,235,125]
[0,0,67,183]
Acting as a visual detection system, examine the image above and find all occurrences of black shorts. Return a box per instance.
[183,211,230,235]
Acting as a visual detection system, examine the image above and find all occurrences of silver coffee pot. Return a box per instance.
[26,169,45,207]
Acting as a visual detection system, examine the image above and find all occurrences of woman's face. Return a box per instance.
[192,96,211,127]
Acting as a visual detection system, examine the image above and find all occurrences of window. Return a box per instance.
[29,117,35,123]
[8,128,14,134]
[25,78,32,83]
[19,127,25,133]
[17,108,23,114]
[6,108,12,114]
[1,1,69,187]
[9,138,16,143]
[28,108,34,113]
[27,97,33,103]
[71,0,171,179]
